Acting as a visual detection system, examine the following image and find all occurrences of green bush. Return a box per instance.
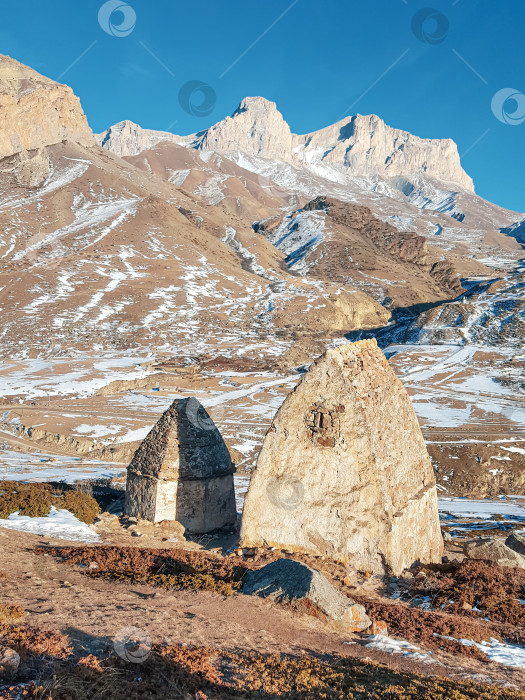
[61,490,100,524]
[0,481,100,523]
[0,482,51,519]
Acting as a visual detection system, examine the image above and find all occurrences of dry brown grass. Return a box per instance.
[9,645,525,700]
[404,560,525,627]
[34,545,250,595]
[1,599,524,699]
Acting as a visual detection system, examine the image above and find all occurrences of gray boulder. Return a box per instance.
[505,532,525,557]
[463,538,525,568]
[242,558,371,632]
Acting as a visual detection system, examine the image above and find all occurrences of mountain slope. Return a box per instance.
[98,100,523,271]
[0,54,523,362]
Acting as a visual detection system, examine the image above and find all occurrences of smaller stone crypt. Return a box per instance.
[125,397,236,533]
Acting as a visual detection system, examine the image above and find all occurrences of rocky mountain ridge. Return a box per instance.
[98,96,474,193]
[0,54,522,360]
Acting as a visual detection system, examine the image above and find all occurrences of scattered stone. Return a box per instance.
[0,648,20,676]
[131,530,142,537]
[463,538,525,568]
[156,520,186,540]
[94,512,119,526]
[125,398,236,533]
[242,559,371,632]
[240,340,443,575]
[442,531,453,543]
[506,532,525,557]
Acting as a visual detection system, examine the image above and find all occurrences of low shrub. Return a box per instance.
[34,545,249,595]
[0,607,72,684]
[61,490,100,524]
[0,482,51,519]
[404,559,525,628]
[0,482,100,524]
[0,603,26,623]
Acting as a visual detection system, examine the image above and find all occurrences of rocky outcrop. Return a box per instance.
[188,97,473,191]
[240,339,443,575]
[463,538,525,568]
[125,398,236,532]
[242,558,371,632]
[99,96,473,191]
[0,54,94,159]
[96,120,179,157]
[193,97,294,164]
[293,112,474,192]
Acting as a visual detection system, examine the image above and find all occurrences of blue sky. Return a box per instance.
[1,0,524,212]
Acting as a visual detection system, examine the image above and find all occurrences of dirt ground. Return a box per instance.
[1,527,525,693]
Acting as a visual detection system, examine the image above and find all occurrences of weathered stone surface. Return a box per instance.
[0,54,94,159]
[96,120,180,157]
[125,398,236,532]
[0,647,20,675]
[242,558,371,632]
[506,532,525,557]
[371,620,388,636]
[240,339,443,575]
[463,538,525,568]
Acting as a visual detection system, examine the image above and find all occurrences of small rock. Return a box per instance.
[442,531,453,543]
[94,512,119,525]
[156,520,186,539]
[371,620,388,636]
[506,532,525,557]
[463,538,525,569]
[0,648,20,675]
[131,530,142,537]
